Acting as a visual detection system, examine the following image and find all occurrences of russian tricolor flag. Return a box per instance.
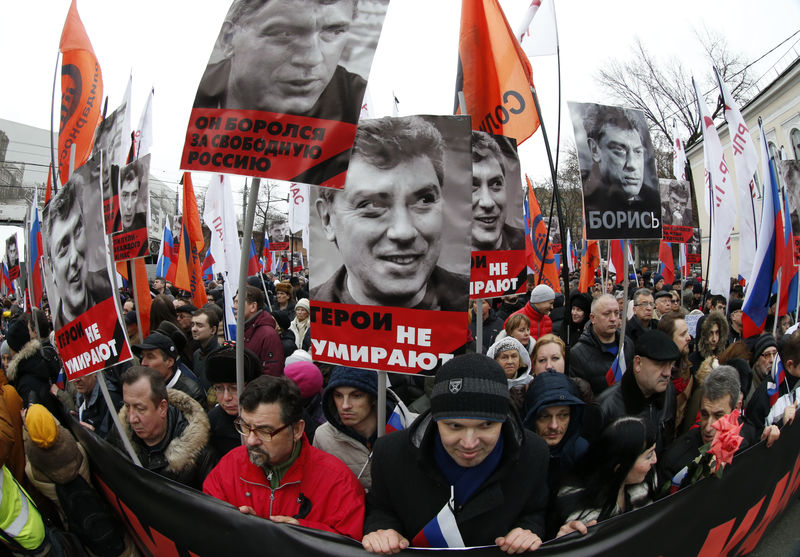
[28,187,43,307]
[605,352,626,387]
[247,239,260,276]
[385,405,407,434]
[411,489,464,548]
[1,262,14,294]
[742,122,780,338]
[155,218,175,279]
[767,354,786,407]
[202,251,215,281]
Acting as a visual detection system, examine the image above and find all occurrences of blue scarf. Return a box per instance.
[433,428,504,507]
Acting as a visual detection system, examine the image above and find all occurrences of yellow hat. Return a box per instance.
[26,404,58,449]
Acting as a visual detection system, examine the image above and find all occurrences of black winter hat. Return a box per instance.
[748,334,777,367]
[326,366,378,399]
[635,330,680,362]
[206,342,261,384]
[430,354,509,423]
[6,319,30,353]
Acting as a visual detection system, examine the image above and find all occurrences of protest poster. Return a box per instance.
[42,154,132,380]
[687,228,702,264]
[4,232,20,280]
[779,160,800,264]
[659,178,694,243]
[112,154,151,260]
[181,0,389,187]
[569,101,662,240]
[267,216,291,251]
[310,115,471,373]
[92,100,129,234]
[468,131,526,299]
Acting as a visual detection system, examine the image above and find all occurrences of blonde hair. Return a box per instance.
[504,313,531,336]
[531,334,565,362]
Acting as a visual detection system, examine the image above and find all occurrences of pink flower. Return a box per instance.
[708,409,744,472]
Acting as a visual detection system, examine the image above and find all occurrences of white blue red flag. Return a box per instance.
[604,352,626,387]
[248,239,260,277]
[742,122,780,338]
[155,217,175,279]
[777,186,798,316]
[411,488,465,548]
[28,186,44,308]
[202,251,215,282]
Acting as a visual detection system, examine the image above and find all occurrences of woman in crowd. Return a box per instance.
[289,298,311,351]
[486,336,532,414]
[531,334,566,375]
[657,312,693,427]
[561,291,591,349]
[555,417,657,535]
[504,313,534,355]
[275,281,296,320]
[689,311,729,373]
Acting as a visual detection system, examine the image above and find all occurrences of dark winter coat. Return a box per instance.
[469,307,505,354]
[6,339,59,415]
[364,410,550,544]
[569,324,635,396]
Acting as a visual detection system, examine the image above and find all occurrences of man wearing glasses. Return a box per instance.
[627,288,658,342]
[203,375,365,539]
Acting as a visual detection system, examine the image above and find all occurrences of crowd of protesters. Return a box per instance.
[0,263,796,554]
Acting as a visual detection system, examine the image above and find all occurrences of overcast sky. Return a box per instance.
[0,0,798,254]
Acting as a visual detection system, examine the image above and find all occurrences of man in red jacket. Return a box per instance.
[203,375,365,540]
[234,285,284,376]
[505,284,555,341]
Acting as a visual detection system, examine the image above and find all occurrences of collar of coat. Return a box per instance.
[6,338,41,383]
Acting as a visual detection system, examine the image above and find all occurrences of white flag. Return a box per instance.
[288,182,310,243]
[203,175,241,340]
[516,0,558,57]
[672,119,687,181]
[694,78,735,297]
[715,67,758,284]
[136,87,154,158]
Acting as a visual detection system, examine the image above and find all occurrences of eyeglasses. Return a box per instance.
[760,350,778,359]
[213,384,237,396]
[234,418,291,441]
[635,301,654,307]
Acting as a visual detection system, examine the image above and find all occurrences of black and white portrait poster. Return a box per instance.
[469,131,526,299]
[659,178,694,243]
[687,228,702,264]
[4,232,19,280]
[92,101,129,234]
[310,115,472,374]
[112,154,151,261]
[181,0,389,188]
[569,101,662,240]
[779,160,800,265]
[42,154,132,380]
[267,215,291,251]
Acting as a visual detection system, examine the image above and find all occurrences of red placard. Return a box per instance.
[182,109,357,188]
[469,250,526,299]
[310,301,467,374]
[113,228,148,261]
[662,225,694,243]
[54,297,132,380]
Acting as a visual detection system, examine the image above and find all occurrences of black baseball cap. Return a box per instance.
[635,330,680,362]
[132,332,177,358]
[175,303,198,315]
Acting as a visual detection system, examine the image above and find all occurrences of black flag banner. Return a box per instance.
[71,416,800,556]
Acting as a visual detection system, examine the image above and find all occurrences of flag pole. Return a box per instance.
[773,267,782,337]
[618,240,630,355]
[529,86,571,306]
[236,178,260,420]
[377,370,387,437]
[50,52,60,191]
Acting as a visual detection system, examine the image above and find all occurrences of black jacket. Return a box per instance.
[569,324,635,396]
[626,316,658,343]
[592,366,677,454]
[365,410,549,544]
[192,336,219,391]
[469,308,505,354]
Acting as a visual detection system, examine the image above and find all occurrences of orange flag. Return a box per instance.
[58,0,103,184]
[173,173,208,308]
[457,0,540,144]
[45,164,53,203]
[133,258,152,337]
[579,227,600,293]
[525,177,560,292]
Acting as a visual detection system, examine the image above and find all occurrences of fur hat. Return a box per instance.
[205,342,261,384]
[430,354,509,423]
[275,281,293,295]
[6,319,30,353]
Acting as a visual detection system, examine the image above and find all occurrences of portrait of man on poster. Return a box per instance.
[659,179,692,228]
[119,158,150,233]
[43,161,113,330]
[5,235,18,271]
[311,116,471,311]
[470,131,525,252]
[193,0,367,125]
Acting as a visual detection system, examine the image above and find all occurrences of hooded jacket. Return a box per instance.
[561,292,591,349]
[522,371,588,492]
[312,368,415,491]
[364,410,549,545]
[6,339,58,415]
[115,389,218,489]
[243,310,284,377]
[570,324,635,396]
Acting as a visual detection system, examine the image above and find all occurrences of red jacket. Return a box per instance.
[243,310,284,377]
[505,303,553,341]
[203,439,365,540]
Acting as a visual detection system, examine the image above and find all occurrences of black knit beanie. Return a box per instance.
[6,319,30,353]
[430,354,509,423]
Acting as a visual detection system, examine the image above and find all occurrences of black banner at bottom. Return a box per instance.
[70,417,800,556]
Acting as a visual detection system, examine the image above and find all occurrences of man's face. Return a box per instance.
[332,386,375,431]
[754,346,778,377]
[140,349,174,380]
[153,279,165,292]
[7,242,17,263]
[633,294,654,322]
[700,395,735,445]
[591,298,620,340]
[471,156,506,250]
[123,300,134,315]
[535,405,570,447]
[191,314,215,343]
[119,175,139,229]
[241,402,303,469]
[225,0,354,114]
[269,221,289,242]
[123,377,168,447]
[318,156,443,307]
[589,125,644,198]
[634,356,673,397]
[714,302,726,313]
[708,324,720,351]
[50,201,88,320]
[176,311,193,332]
[672,319,691,356]
[214,383,239,416]
[233,295,259,321]
[436,418,503,468]
[73,372,98,395]
[533,299,555,316]
[655,296,671,316]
